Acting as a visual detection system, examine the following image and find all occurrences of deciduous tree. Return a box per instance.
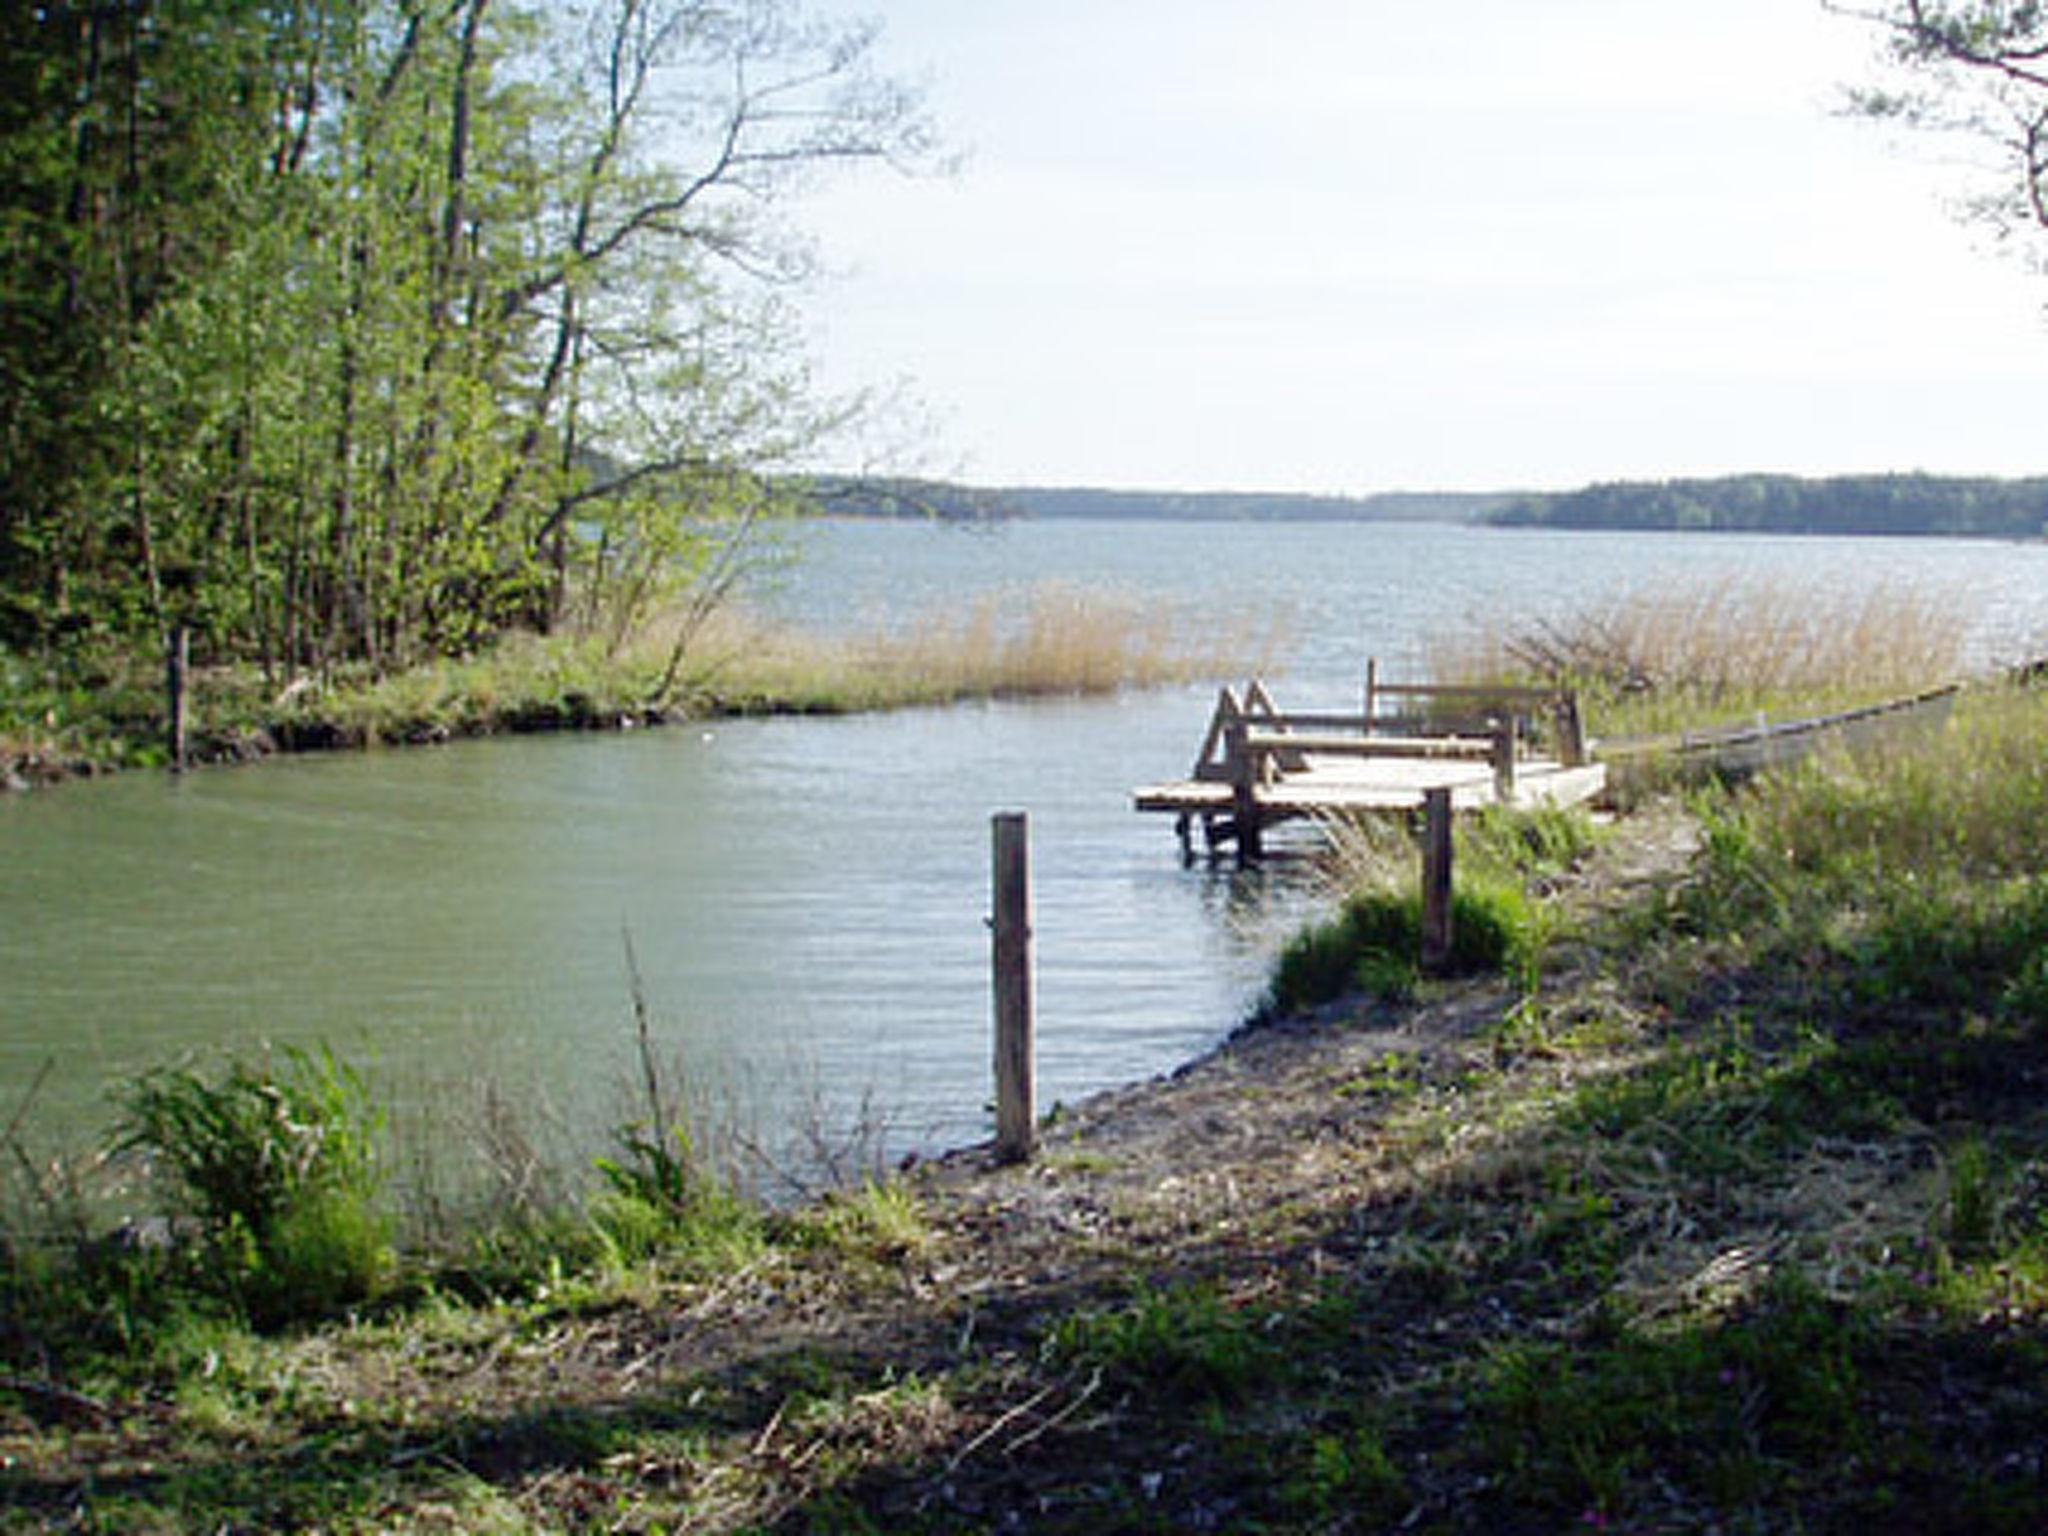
[0,0,931,683]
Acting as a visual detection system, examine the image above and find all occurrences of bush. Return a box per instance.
[1266,876,1532,1015]
[113,1045,393,1328]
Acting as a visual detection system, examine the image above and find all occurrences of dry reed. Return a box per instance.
[670,581,1273,709]
[1427,575,1969,738]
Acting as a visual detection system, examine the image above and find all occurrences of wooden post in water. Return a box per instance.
[165,624,190,774]
[1225,714,1262,864]
[1363,657,1379,736]
[991,812,1036,1163]
[1421,786,1453,974]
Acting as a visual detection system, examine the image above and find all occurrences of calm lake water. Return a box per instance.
[9,520,2048,1179]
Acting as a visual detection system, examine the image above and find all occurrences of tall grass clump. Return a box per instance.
[1431,576,1968,741]
[1678,684,2048,1017]
[583,934,766,1278]
[113,1045,395,1329]
[870,582,1234,698]
[1266,804,1595,1014]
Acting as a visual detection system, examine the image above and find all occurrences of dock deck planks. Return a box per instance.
[1133,757,1607,816]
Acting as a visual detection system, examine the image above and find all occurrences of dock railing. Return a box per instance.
[1362,657,1587,768]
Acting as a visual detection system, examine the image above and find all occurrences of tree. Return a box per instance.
[0,0,933,680]
[1838,2,2048,255]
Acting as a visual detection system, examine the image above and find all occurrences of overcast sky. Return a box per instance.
[797,1,2048,494]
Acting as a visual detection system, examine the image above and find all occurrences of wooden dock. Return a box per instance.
[1134,670,1607,862]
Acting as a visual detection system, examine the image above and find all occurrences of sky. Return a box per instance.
[796,1,2048,495]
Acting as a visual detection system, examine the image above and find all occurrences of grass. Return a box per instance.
[15,608,2048,1531]
[3,581,1262,785]
[1429,574,1970,741]
[679,582,1268,713]
[1267,802,1598,1014]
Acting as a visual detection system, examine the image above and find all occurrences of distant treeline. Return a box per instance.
[809,478,1513,524]
[1491,474,2048,539]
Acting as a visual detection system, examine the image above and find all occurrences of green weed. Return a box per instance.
[112,1045,394,1329]
[1942,1138,2007,1262]
[1471,1271,1868,1524]
[1265,875,1532,1015]
[1462,802,1599,881]
[1047,1283,1280,1404]
[786,1179,929,1263]
[1281,1418,1409,1524]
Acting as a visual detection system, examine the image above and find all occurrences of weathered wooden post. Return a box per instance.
[165,624,190,774]
[1421,786,1453,974]
[1553,691,1587,768]
[1364,657,1380,736]
[1489,718,1517,802]
[1225,714,1262,864]
[991,811,1036,1163]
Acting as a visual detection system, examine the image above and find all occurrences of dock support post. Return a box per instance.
[991,812,1036,1163]
[1364,657,1379,736]
[1421,787,1453,974]
[1225,716,1262,864]
[1490,718,1516,802]
[166,624,190,774]
[1554,692,1586,768]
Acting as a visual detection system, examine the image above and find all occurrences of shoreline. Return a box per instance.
[15,759,2048,1527]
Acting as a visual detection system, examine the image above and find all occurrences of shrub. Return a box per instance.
[1266,875,1532,1016]
[113,1045,393,1327]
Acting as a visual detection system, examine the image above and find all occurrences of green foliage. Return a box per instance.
[1267,899,1410,1013]
[1668,688,2048,1024]
[1047,1283,1279,1404]
[0,0,929,675]
[588,1129,764,1276]
[1847,3,2048,278]
[1281,1419,1409,1524]
[1267,803,1591,1017]
[1942,1137,2009,1262]
[786,1180,929,1263]
[1473,1271,1869,1523]
[1266,875,1532,1015]
[1494,471,2048,539]
[1462,803,1598,880]
[113,1046,393,1328]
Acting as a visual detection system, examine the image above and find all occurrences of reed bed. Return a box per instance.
[1428,576,1970,739]
[670,581,1272,712]
[230,579,1264,751]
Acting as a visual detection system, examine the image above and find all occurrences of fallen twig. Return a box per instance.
[1001,1368,1102,1456]
[944,1379,1060,1473]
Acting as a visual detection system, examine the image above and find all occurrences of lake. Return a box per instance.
[7,519,2048,1186]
